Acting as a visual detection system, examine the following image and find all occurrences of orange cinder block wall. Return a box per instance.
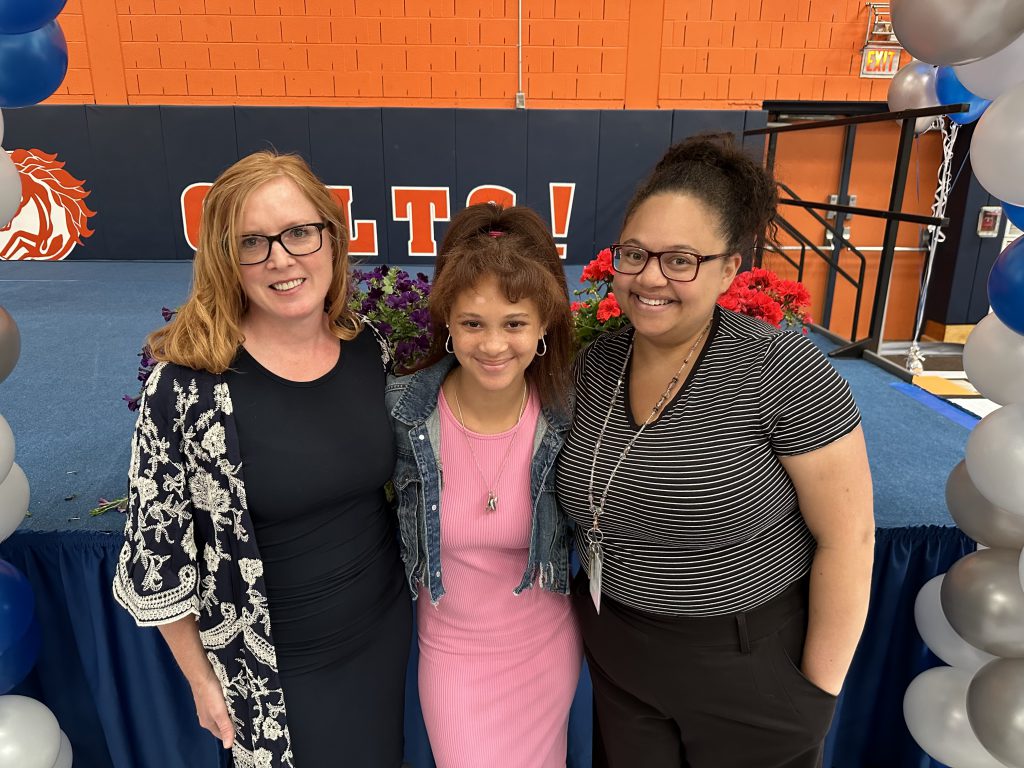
[55,0,898,108]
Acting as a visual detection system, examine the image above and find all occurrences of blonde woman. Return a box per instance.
[112,152,410,768]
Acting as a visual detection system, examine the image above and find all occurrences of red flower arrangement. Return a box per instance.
[572,248,630,347]
[572,253,813,346]
[718,267,813,332]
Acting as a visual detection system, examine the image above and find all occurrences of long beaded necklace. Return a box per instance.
[451,373,529,512]
[584,319,712,613]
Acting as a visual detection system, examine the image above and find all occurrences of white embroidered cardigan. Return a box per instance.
[112,361,293,768]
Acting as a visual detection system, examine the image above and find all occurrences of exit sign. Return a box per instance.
[861,46,902,78]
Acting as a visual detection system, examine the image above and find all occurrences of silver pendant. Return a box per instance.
[589,543,603,614]
[486,492,498,512]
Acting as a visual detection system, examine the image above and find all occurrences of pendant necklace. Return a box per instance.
[452,374,529,512]
[585,319,712,613]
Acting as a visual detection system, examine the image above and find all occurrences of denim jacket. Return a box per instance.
[385,355,572,605]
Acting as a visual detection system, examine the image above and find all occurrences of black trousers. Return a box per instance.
[573,572,837,768]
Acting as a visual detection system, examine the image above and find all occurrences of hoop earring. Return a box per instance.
[445,334,455,354]
[536,336,547,357]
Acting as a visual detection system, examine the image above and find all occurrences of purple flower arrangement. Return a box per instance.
[123,307,176,412]
[350,265,433,370]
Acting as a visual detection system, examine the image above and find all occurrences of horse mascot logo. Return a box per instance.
[0,149,96,260]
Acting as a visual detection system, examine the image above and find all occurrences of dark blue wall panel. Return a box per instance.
[381,108,457,264]
[594,110,674,251]
[525,110,601,264]
[234,107,311,162]
[309,107,389,263]
[160,106,238,259]
[85,106,176,262]
[453,109,528,214]
[671,109,747,145]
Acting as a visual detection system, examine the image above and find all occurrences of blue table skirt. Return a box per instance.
[0,526,972,768]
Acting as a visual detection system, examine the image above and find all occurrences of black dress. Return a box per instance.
[225,330,411,768]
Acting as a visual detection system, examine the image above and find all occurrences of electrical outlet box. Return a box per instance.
[515,92,526,109]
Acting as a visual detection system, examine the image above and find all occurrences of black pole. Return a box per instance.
[831,116,917,358]
[822,124,857,327]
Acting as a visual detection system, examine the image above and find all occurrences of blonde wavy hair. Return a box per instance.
[148,151,360,373]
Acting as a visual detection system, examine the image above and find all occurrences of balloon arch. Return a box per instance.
[888,2,1024,767]
[0,1,75,766]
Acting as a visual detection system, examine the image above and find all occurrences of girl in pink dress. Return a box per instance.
[386,203,582,767]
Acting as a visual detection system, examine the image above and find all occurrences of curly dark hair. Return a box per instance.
[410,203,574,417]
[624,133,779,263]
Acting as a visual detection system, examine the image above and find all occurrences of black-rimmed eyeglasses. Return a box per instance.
[610,243,734,283]
[237,223,327,265]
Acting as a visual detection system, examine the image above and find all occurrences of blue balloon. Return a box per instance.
[0,617,39,694]
[1005,203,1024,231]
[935,66,991,124]
[989,236,1024,335]
[0,0,67,35]
[0,21,68,109]
[0,559,33,652]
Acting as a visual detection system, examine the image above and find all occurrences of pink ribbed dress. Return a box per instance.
[417,389,583,768]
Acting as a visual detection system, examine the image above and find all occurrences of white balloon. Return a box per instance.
[0,463,29,544]
[956,31,1024,101]
[915,575,997,672]
[50,731,72,768]
[891,0,1024,66]
[0,696,61,768]
[0,414,12,486]
[964,313,1024,405]
[971,81,1024,205]
[0,151,21,230]
[903,666,1008,768]
[966,404,1024,515]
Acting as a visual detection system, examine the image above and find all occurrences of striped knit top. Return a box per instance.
[555,307,861,616]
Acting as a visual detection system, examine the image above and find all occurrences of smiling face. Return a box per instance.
[447,274,547,397]
[237,176,334,330]
[614,192,741,348]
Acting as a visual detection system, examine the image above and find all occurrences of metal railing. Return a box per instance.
[744,102,964,380]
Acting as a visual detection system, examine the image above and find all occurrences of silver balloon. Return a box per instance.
[0,413,12,486]
[956,31,1024,101]
[947,460,1024,549]
[915,574,997,672]
[0,695,61,768]
[964,313,1024,405]
[904,666,1008,768]
[0,462,29,544]
[891,0,1024,66]
[0,306,19,384]
[888,60,939,112]
[941,548,1024,657]
[968,658,1024,768]
[1020,548,1024,595]
[0,151,21,229]
[966,403,1024,515]
[0,111,4,145]
[971,82,1024,206]
[50,731,72,768]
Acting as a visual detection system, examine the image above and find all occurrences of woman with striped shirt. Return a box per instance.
[557,135,874,767]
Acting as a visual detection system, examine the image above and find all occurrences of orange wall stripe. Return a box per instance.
[82,0,128,103]
[624,0,666,108]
